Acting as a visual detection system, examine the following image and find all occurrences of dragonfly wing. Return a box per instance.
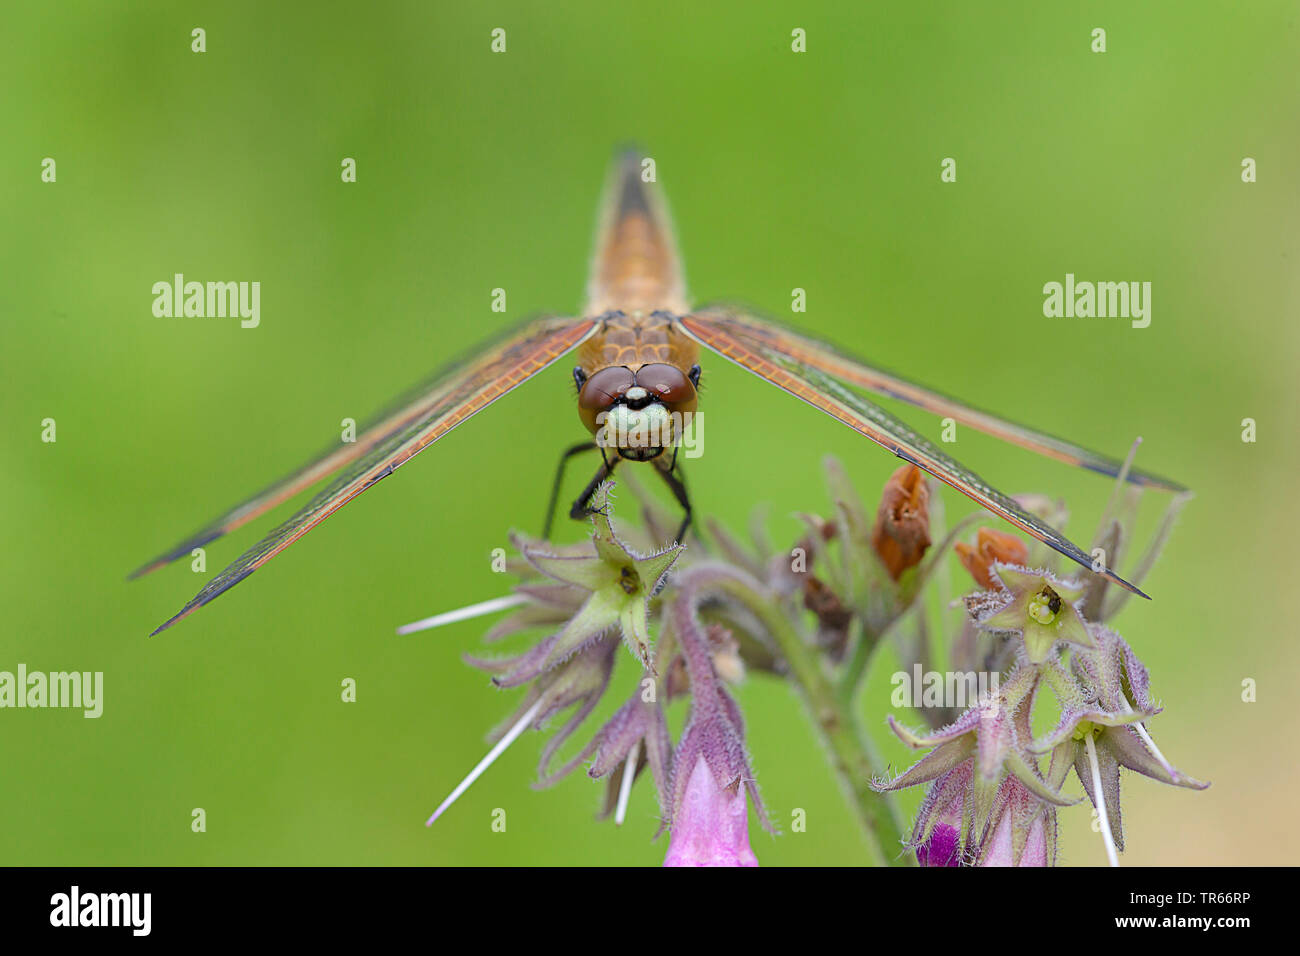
[146,315,599,634]
[679,311,1148,597]
[687,307,1184,492]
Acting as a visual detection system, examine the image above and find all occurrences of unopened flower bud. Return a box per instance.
[870,464,931,580]
[956,527,1029,590]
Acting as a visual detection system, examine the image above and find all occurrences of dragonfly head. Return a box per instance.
[576,363,699,461]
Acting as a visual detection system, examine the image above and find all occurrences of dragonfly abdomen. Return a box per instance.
[585,150,688,316]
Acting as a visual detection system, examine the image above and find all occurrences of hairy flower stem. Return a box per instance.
[837,618,879,706]
[682,563,910,866]
[838,509,980,704]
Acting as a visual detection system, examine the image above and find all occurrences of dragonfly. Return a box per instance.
[135,150,1184,634]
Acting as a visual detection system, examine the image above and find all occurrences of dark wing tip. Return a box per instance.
[1105,568,1152,601]
[148,566,257,636]
[128,562,164,582]
[130,551,182,580]
[129,529,224,581]
[1084,461,1188,495]
[148,613,185,637]
[149,601,198,636]
[1141,473,1189,494]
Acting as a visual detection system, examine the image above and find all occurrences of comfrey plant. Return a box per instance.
[406,443,1201,866]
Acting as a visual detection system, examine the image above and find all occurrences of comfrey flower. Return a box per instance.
[941,450,1207,866]
[465,634,620,790]
[420,483,683,825]
[1033,625,1207,864]
[910,762,967,866]
[398,441,1200,868]
[410,483,777,866]
[510,491,683,672]
[664,753,759,866]
[973,566,1095,665]
[661,571,770,866]
[875,666,1074,866]
[978,774,1056,867]
[545,684,674,822]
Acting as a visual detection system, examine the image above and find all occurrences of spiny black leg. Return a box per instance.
[543,441,599,538]
[656,460,693,544]
[569,456,621,524]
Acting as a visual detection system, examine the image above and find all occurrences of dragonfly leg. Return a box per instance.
[567,455,620,525]
[655,458,693,544]
[543,441,601,538]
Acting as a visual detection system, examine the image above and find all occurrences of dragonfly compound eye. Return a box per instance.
[634,363,698,416]
[577,366,636,433]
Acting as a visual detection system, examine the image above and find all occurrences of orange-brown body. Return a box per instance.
[576,311,699,379]
[580,152,697,380]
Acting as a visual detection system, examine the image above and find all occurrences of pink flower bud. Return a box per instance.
[663,754,759,867]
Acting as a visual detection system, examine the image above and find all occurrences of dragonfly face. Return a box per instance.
[576,361,698,461]
[135,148,1186,635]
[575,355,700,462]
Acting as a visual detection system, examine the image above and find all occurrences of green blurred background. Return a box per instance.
[2,1,1296,866]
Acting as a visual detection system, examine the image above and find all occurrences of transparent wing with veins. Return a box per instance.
[141,315,599,634]
[687,306,1185,492]
[678,309,1154,597]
